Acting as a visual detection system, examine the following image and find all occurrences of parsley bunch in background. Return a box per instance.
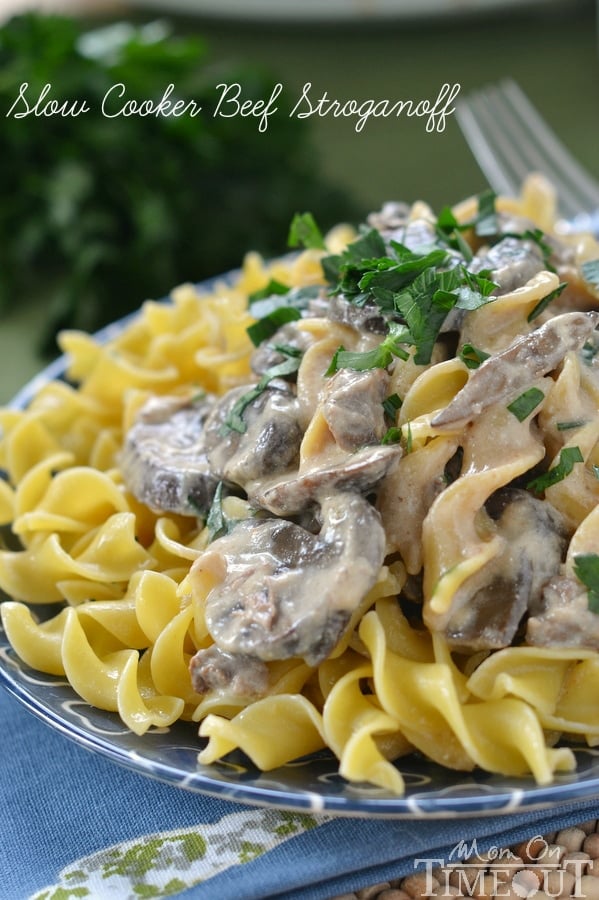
[0,13,357,353]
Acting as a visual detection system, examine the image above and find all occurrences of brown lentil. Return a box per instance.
[556,828,586,854]
[429,886,462,897]
[562,851,590,877]
[578,875,599,900]
[402,873,438,898]
[376,892,414,900]
[514,837,547,863]
[357,885,392,900]
[585,836,599,859]
[543,867,576,898]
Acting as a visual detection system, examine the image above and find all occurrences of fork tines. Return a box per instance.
[456,78,599,228]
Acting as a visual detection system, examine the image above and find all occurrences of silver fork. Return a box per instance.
[456,78,599,238]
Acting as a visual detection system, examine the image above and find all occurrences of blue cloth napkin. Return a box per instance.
[2,686,599,900]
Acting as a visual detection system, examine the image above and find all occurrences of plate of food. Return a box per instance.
[1,175,599,817]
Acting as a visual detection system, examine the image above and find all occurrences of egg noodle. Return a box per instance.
[2,176,599,795]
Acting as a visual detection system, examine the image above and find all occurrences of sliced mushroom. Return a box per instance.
[322,367,390,452]
[120,393,218,516]
[369,210,438,253]
[190,644,269,698]
[190,492,385,667]
[250,322,314,377]
[203,380,303,489]
[526,575,599,651]
[470,236,545,295]
[252,443,401,517]
[366,200,411,233]
[432,311,599,430]
[440,488,568,651]
[326,294,388,335]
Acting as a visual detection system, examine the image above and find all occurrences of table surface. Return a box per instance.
[0,0,598,402]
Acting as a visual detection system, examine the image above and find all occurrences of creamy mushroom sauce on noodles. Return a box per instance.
[2,175,599,793]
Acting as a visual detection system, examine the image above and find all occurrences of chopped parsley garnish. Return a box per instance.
[473,189,499,237]
[392,264,496,365]
[246,306,301,347]
[206,482,227,541]
[382,423,411,449]
[358,245,449,305]
[288,212,326,250]
[248,278,290,304]
[581,338,599,366]
[454,268,498,309]
[270,342,303,358]
[382,392,403,420]
[320,227,387,291]
[436,205,462,233]
[309,206,503,370]
[573,554,599,614]
[458,343,490,369]
[382,426,402,445]
[527,282,567,323]
[246,284,319,346]
[557,419,587,431]
[435,207,474,261]
[527,445,584,493]
[581,258,599,288]
[436,189,498,244]
[507,387,545,422]
[249,285,319,318]
[326,321,411,374]
[324,255,497,370]
[221,354,301,435]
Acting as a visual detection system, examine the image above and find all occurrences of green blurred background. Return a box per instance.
[0,0,597,402]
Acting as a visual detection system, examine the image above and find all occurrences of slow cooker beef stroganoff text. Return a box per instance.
[2,176,599,794]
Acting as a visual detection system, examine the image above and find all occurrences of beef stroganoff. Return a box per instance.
[2,175,599,794]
